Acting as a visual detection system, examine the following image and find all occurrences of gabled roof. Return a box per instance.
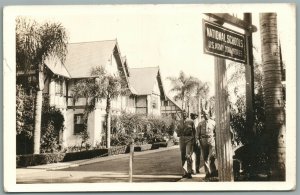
[64,40,118,78]
[128,67,166,99]
[44,57,71,78]
[166,95,182,110]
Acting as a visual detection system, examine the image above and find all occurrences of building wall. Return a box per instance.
[148,78,161,115]
[161,99,182,120]
[136,95,147,114]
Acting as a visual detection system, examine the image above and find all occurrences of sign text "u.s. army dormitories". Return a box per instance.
[203,20,246,63]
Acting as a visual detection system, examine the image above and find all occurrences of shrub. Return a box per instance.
[16,85,35,155]
[62,149,109,162]
[134,144,152,152]
[110,133,132,146]
[16,146,129,167]
[40,122,60,153]
[111,113,176,146]
[108,145,128,155]
[40,96,65,153]
[17,153,66,167]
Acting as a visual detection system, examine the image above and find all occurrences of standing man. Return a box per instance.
[191,113,201,174]
[196,109,217,178]
[176,111,196,179]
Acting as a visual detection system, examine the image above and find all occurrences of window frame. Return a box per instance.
[74,113,85,135]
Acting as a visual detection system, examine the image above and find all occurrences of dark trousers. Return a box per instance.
[193,143,201,172]
[179,136,194,175]
[200,137,217,176]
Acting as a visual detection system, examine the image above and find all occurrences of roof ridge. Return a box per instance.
[68,39,117,45]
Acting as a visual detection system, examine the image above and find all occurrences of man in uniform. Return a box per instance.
[196,109,217,178]
[176,111,196,179]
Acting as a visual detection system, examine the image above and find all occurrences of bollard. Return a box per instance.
[129,142,134,182]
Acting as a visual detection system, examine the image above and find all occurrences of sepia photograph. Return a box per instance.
[3,3,296,192]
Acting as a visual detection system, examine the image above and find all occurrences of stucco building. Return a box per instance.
[17,39,176,148]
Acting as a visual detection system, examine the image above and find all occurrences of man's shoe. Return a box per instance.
[182,174,187,178]
[196,170,200,174]
[186,173,193,179]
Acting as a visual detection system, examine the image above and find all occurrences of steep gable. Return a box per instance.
[128,67,166,99]
[64,40,120,78]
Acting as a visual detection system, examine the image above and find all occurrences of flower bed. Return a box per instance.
[134,144,152,152]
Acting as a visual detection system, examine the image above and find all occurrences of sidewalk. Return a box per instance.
[177,167,206,182]
[17,145,180,176]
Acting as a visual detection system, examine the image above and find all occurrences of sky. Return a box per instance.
[17,4,295,98]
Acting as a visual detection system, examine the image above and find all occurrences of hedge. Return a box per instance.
[17,145,128,168]
[152,141,174,149]
[134,144,152,152]
[17,153,66,168]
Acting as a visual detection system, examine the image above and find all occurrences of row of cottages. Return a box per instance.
[17,39,181,148]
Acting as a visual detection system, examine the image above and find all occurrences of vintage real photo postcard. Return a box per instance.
[3,3,296,192]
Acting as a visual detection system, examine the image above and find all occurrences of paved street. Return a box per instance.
[17,146,206,183]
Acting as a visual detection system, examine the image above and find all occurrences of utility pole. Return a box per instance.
[244,13,255,136]
[214,57,234,181]
[203,13,257,181]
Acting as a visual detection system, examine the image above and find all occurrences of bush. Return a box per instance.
[108,145,128,155]
[16,145,129,167]
[40,122,60,153]
[134,144,152,152]
[111,113,176,146]
[17,153,66,167]
[62,149,109,162]
[40,96,65,153]
[110,133,132,146]
[152,141,174,148]
[16,85,35,155]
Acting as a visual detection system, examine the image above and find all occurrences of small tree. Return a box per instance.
[16,17,68,154]
[90,66,130,148]
[71,66,129,148]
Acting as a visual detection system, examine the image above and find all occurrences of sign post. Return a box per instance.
[202,16,256,181]
[214,57,234,181]
[203,20,246,63]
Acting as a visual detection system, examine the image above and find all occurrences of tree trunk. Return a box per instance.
[259,13,286,181]
[198,97,202,121]
[33,67,44,154]
[33,90,43,154]
[106,96,111,148]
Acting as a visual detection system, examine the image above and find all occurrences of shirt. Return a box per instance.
[196,119,216,139]
[176,118,196,137]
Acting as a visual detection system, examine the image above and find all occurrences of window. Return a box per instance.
[152,96,158,109]
[163,100,169,106]
[74,114,84,134]
[55,80,64,96]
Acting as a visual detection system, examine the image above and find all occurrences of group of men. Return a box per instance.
[176,110,218,179]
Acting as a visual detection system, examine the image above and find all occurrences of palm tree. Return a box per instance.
[72,66,129,148]
[168,71,198,117]
[16,17,68,154]
[194,80,210,118]
[259,13,286,180]
[93,67,129,148]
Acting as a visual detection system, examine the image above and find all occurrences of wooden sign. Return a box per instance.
[203,20,246,63]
